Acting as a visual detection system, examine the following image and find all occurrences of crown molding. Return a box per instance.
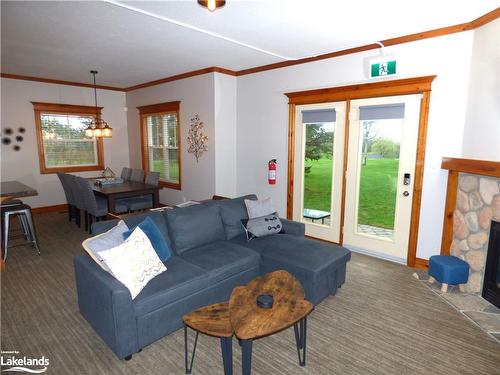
[2,8,498,92]
[0,73,126,91]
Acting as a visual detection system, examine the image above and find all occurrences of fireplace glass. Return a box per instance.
[482,220,500,308]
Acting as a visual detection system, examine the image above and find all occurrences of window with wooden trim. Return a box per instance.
[138,101,181,190]
[32,102,104,174]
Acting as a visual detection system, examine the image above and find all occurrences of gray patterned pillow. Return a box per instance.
[241,213,283,241]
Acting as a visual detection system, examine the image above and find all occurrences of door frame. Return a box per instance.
[285,76,436,267]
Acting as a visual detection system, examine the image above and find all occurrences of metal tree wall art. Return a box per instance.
[187,114,208,162]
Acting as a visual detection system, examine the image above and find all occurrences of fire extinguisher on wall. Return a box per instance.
[268,159,277,185]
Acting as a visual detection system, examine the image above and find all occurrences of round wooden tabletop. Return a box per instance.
[183,301,233,338]
[229,270,314,340]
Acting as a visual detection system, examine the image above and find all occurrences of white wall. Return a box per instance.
[125,74,216,204]
[214,73,238,197]
[462,18,500,160]
[0,78,128,208]
[236,31,475,260]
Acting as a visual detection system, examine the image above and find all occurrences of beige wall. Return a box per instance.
[0,78,129,208]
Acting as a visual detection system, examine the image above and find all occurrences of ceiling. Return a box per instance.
[2,1,499,88]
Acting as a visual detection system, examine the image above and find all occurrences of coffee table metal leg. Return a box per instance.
[293,317,307,366]
[220,337,233,375]
[241,339,253,375]
[184,325,199,374]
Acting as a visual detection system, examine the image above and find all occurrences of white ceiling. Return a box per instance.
[2,0,499,88]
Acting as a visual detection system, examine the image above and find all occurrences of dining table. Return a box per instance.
[90,179,160,214]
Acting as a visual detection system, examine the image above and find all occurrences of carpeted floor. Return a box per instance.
[1,212,500,375]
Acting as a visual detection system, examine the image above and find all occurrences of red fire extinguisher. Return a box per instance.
[268,159,277,185]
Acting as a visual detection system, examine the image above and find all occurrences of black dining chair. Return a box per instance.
[119,172,160,212]
[130,169,145,183]
[120,167,132,180]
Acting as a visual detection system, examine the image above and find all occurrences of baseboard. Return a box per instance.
[414,257,429,269]
[31,204,68,214]
[343,244,407,265]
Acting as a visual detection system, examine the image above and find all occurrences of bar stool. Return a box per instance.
[1,203,41,262]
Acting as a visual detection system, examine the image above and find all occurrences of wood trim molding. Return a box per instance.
[407,90,432,267]
[125,67,237,91]
[137,101,181,114]
[32,102,105,174]
[31,102,103,115]
[440,157,500,255]
[32,204,68,214]
[139,103,182,190]
[414,257,429,269]
[441,157,500,178]
[1,73,125,91]
[285,76,436,104]
[286,76,435,267]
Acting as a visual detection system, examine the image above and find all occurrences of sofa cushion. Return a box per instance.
[233,234,350,271]
[166,204,226,254]
[123,216,172,262]
[231,234,351,304]
[121,212,174,252]
[133,257,209,316]
[181,241,260,284]
[216,194,257,240]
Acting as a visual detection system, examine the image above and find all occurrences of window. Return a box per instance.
[32,102,104,174]
[138,101,181,190]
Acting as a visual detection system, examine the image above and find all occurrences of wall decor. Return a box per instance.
[187,114,208,163]
[2,127,26,151]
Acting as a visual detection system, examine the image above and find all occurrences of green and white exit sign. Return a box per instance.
[369,56,397,78]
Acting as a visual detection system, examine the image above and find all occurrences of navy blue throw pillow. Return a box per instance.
[123,216,172,262]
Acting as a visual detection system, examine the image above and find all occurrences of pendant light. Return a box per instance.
[85,70,112,138]
[197,0,225,12]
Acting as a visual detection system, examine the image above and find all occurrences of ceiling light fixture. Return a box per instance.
[197,0,226,12]
[85,70,113,138]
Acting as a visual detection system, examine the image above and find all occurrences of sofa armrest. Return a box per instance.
[73,256,138,359]
[281,218,305,236]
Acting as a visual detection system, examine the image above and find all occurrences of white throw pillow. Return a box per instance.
[99,227,167,299]
[244,197,276,219]
[82,220,129,274]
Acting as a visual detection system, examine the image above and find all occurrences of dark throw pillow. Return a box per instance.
[241,213,284,241]
[123,216,172,262]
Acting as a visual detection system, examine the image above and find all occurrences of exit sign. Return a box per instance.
[369,57,397,78]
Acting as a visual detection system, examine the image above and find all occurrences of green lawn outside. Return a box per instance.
[304,157,399,229]
[153,160,179,181]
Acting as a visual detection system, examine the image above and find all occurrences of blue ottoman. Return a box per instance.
[428,255,469,292]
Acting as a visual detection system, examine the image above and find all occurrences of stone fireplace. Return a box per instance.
[449,173,500,292]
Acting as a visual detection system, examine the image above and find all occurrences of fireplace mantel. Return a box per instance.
[441,157,500,256]
[441,157,500,178]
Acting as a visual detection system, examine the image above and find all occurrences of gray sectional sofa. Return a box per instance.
[73,195,351,360]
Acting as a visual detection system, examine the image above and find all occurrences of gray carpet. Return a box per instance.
[2,212,500,375]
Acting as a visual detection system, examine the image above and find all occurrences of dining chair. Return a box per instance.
[67,174,84,228]
[130,169,145,183]
[57,173,77,222]
[119,172,160,212]
[76,177,110,233]
[120,167,132,180]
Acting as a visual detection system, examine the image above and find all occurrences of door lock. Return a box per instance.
[403,191,410,197]
[403,173,411,186]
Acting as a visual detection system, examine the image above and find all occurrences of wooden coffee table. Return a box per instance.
[183,270,313,375]
[183,302,233,374]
